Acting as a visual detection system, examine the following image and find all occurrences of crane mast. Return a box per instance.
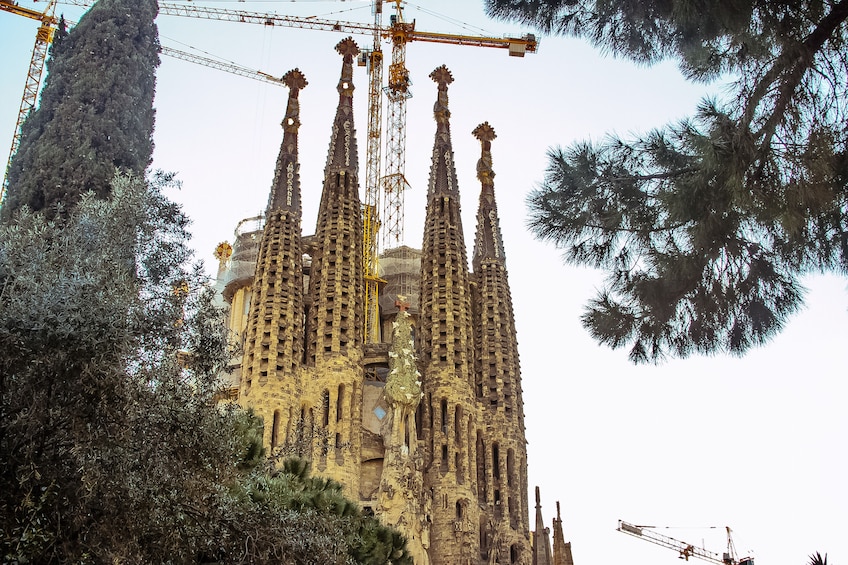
[381,0,412,251]
[362,0,385,344]
[0,0,57,201]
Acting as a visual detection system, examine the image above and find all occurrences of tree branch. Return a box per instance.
[746,0,848,142]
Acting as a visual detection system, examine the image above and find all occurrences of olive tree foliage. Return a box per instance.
[0,174,411,564]
[0,172,234,563]
[485,0,848,362]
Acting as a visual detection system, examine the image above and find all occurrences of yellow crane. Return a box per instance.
[618,520,755,565]
[10,0,538,344]
[361,1,386,344]
[0,0,57,202]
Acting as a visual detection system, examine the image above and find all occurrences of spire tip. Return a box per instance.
[429,65,454,87]
[335,37,360,58]
[472,122,496,143]
[282,68,308,91]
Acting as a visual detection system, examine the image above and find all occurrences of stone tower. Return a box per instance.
[552,502,575,565]
[219,43,555,565]
[238,67,307,442]
[416,65,481,564]
[469,120,530,560]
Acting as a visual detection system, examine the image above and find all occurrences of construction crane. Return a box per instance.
[0,0,57,202]
[18,0,538,344]
[361,1,385,344]
[618,520,755,565]
[150,0,537,343]
[160,46,286,88]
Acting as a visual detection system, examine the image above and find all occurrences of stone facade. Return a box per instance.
[216,39,568,565]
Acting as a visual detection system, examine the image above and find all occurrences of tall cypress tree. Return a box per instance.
[2,0,159,220]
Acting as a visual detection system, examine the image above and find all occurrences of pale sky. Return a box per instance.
[2,2,847,565]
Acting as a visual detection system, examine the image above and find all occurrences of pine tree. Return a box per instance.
[485,0,848,362]
[2,0,159,220]
[809,552,829,565]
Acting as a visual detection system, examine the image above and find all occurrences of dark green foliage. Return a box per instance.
[0,173,236,562]
[0,176,412,564]
[230,458,413,565]
[2,0,159,220]
[486,0,848,362]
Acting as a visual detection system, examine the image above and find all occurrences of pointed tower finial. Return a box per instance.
[267,69,307,213]
[281,68,307,132]
[534,486,554,565]
[336,37,360,97]
[472,122,506,267]
[430,65,453,126]
[472,121,497,186]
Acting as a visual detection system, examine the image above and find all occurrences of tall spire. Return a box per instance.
[471,121,531,548]
[267,69,307,213]
[426,65,459,198]
[552,501,575,565]
[533,487,553,565]
[417,66,478,565]
[239,69,308,448]
[306,37,364,364]
[471,121,506,269]
[325,37,360,172]
[298,37,365,489]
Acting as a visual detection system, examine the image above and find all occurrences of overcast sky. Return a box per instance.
[2,2,847,564]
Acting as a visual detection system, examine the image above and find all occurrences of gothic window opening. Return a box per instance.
[336,384,345,422]
[322,390,330,427]
[271,410,281,447]
[454,406,461,443]
[476,432,486,499]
